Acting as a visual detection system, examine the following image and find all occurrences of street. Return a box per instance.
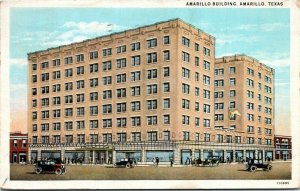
[10,162,291,180]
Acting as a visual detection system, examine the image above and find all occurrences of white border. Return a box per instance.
[1,0,299,189]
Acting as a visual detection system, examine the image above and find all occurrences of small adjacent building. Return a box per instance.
[275,135,292,160]
[10,132,28,164]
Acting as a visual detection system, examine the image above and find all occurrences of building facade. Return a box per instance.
[27,18,275,165]
[10,132,28,164]
[275,135,292,160]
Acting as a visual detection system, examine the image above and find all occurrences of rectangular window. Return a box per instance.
[90,92,98,101]
[131,55,141,66]
[64,57,73,65]
[65,68,73,77]
[163,82,170,92]
[131,117,141,127]
[147,116,157,125]
[102,76,112,85]
[195,87,200,96]
[229,67,236,74]
[230,90,236,97]
[147,38,157,48]
[230,78,236,86]
[41,136,49,143]
[163,36,170,45]
[76,121,85,130]
[163,131,170,141]
[52,71,61,80]
[117,118,127,127]
[182,67,190,78]
[76,66,84,75]
[116,102,126,113]
[203,60,210,70]
[131,86,141,96]
[203,75,211,85]
[65,121,73,130]
[131,71,141,81]
[41,123,49,131]
[77,134,85,143]
[52,123,61,131]
[76,94,84,103]
[163,50,170,61]
[89,106,98,115]
[103,90,112,100]
[182,83,190,94]
[116,73,126,83]
[147,99,157,110]
[163,115,170,124]
[52,59,60,67]
[163,67,170,77]
[89,63,99,73]
[116,58,126,69]
[182,51,190,62]
[214,80,224,87]
[89,51,98,59]
[182,36,190,47]
[76,107,85,116]
[147,69,158,79]
[182,99,190,109]
[183,131,190,141]
[76,54,84,62]
[131,132,141,142]
[182,115,190,125]
[163,98,170,109]
[102,61,112,71]
[131,101,141,111]
[203,47,210,56]
[102,48,112,57]
[103,133,112,143]
[214,114,224,121]
[90,134,98,143]
[147,52,157,64]
[204,119,210,127]
[247,68,254,76]
[76,80,85,89]
[203,104,211,113]
[195,56,199,66]
[89,120,99,129]
[215,68,224,75]
[41,61,49,69]
[102,119,112,128]
[147,132,158,141]
[204,133,210,142]
[195,43,199,51]
[116,45,126,54]
[116,88,126,98]
[131,42,140,51]
[102,104,112,114]
[65,108,73,117]
[147,84,157,94]
[90,78,98,87]
[41,73,49,82]
[203,89,211,99]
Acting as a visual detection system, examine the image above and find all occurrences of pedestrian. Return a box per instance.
[226,156,229,164]
[152,157,156,166]
[156,157,159,166]
[170,158,173,167]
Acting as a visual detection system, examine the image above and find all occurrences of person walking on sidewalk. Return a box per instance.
[156,157,159,167]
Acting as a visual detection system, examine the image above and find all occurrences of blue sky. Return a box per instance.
[9,8,290,134]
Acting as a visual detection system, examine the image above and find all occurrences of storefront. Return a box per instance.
[64,151,85,164]
[41,151,61,161]
[146,150,174,163]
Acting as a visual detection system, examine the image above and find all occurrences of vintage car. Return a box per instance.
[202,156,220,166]
[113,158,135,168]
[35,159,66,175]
[245,159,272,172]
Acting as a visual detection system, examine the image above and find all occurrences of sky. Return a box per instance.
[9,8,290,135]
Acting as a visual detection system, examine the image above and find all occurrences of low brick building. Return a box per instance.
[10,132,28,164]
[275,135,291,160]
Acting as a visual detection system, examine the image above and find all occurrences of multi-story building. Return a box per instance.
[27,18,274,165]
[214,55,275,161]
[275,135,292,160]
[10,132,28,164]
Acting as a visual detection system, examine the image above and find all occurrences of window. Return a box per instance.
[52,84,61,92]
[230,78,236,86]
[265,128,272,135]
[103,119,112,128]
[131,117,141,127]
[76,94,84,103]
[76,66,84,75]
[76,121,85,130]
[258,83,262,91]
[32,136,37,143]
[90,120,98,129]
[64,57,73,65]
[41,86,49,94]
[116,58,126,69]
[163,82,170,92]
[32,64,37,70]
[182,67,190,78]
[183,131,190,141]
[116,88,126,98]
[76,107,85,116]
[13,140,18,147]
[131,101,141,111]
[147,99,157,110]
[264,85,272,94]
[41,123,49,131]
[52,97,61,105]
[247,114,254,121]
[163,115,170,124]
[147,132,158,141]
[102,61,112,71]
[215,80,224,87]
[230,101,235,109]
[89,51,98,59]
[131,86,141,96]
[230,90,236,97]
[195,117,200,126]
[131,55,140,66]
[77,134,85,143]
[41,136,49,143]
[116,73,126,83]
[264,117,272,125]
[203,104,211,113]
[203,75,211,85]
[65,135,73,143]
[229,66,236,74]
[163,50,170,61]
[163,36,170,45]
[65,68,73,77]
[247,90,254,98]
[215,68,224,75]
[89,63,98,73]
[63,83,72,92]
[247,125,254,133]
[182,51,190,62]
[52,59,60,67]
[103,133,112,143]
[41,111,49,119]
[41,98,49,107]
[65,121,73,130]
[52,109,61,118]
[147,52,157,63]
[247,68,254,76]
[147,116,157,125]
[103,76,112,85]
[117,118,127,127]
[203,60,210,70]
[204,133,210,142]
[214,114,224,121]
[52,123,61,131]
[131,132,141,142]
[203,119,210,127]
[195,56,199,66]
[214,91,224,99]
[182,115,190,125]
[247,137,254,144]
[102,104,112,114]
[264,96,272,105]
[217,134,223,143]
[147,38,157,48]
[76,80,85,89]
[247,102,254,110]
[117,102,126,113]
[103,90,112,99]
[182,99,190,109]
[117,45,126,53]
[147,69,158,79]
[41,73,49,82]
[195,43,199,51]
[131,71,141,81]
[163,98,170,109]
[264,76,272,83]
[203,89,211,99]
[214,103,224,110]
[264,107,272,115]
[90,78,98,87]
[65,108,73,117]
[163,131,170,141]
[195,72,199,81]
[163,67,170,77]
[182,83,190,94]
[246,78,254,87]
[90,134,98,143]
[235,136,241,144]
[147,84,157,94]
[203,47,210,56]
[102,48,112,57]
[131,42,140,51]
[182,36,190,47]
[32,100,37,107]
[32,75,37,83]
[226,135,233,143]
[76,54,84,62]
[195,102,200,111]
[41,61,49,69]
[89,106,98,115]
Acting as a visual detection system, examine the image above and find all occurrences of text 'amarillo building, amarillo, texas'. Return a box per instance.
[27,18,274,165]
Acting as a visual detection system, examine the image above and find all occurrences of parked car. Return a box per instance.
[113,158,135,168]
[202,156,220,167]
[35,159,66,175]
[245,159,272,172]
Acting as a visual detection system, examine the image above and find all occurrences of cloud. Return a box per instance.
[10,58,28,67]
[215,34,259,46]
[236,23,288,32]
[10,83,27,112]
[251,52,290,68]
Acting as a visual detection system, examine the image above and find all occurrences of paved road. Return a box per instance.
[10,162,291,180]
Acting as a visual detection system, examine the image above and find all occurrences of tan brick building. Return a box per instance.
[27,19,274,165]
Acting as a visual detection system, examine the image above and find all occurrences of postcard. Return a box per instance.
[1,0,299,189]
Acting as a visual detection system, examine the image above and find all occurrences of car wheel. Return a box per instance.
[266,165,272,171]
[250,165,257,172]
[113,163,117,168]
[125,163,130,168]
[35,167,42,174]
[55,168,62,175]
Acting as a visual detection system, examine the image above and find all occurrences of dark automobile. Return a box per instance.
[245,159,272,172]
[35,159,66,175]
[113,158,135,168]
[202,156,220,166]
